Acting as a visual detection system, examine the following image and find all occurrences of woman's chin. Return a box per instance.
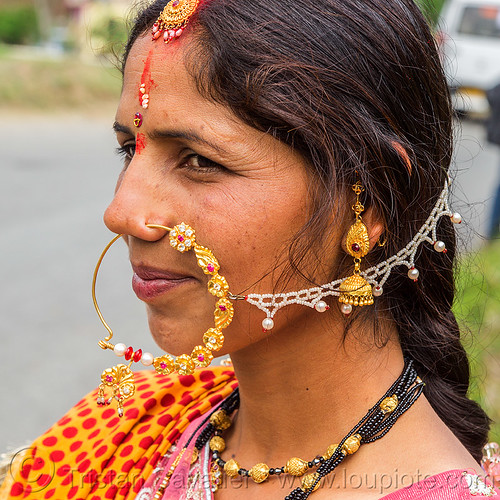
[146,314,212,356]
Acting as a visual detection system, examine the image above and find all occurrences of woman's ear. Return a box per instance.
[362,207,385,251]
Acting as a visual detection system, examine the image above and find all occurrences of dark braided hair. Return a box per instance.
[122,0,491,461]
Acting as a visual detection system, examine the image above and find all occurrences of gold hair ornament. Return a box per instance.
[93,223,234,417]
[338,181,374,315]
[152,0,200,44]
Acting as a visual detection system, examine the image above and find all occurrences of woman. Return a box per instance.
[1,0,499,498]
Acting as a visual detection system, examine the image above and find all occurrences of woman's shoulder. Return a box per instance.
[0,365,237,499]
[380,469,499,499]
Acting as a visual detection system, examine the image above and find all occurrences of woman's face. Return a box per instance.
[106,34,339,356]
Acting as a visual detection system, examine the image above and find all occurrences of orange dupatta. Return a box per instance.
[1,366,237,500]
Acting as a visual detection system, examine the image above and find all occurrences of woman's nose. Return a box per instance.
[103,160,170,241]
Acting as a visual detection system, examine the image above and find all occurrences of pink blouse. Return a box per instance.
[380,469,499,499]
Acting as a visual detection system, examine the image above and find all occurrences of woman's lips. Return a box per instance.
[131,265,196,301]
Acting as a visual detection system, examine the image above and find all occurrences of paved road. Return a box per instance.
[0,115,499,454]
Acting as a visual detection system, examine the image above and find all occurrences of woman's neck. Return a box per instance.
[225,309,405,465]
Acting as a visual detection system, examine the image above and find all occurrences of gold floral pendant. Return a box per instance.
[97,364,135,417]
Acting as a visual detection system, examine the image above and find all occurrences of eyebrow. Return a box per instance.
[112,121,230,156]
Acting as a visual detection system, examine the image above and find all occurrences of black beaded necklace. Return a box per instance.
[165,357,424,499]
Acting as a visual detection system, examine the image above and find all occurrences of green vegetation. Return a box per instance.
[91,16,128,57]
[456,240,500,444]
[416,0,447,24]
[0,5,40,45]
[0,52,122,111]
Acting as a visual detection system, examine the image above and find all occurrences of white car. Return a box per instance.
[438,0,500,115]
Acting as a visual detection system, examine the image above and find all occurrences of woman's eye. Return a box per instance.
[114,146,225,174]
[183,154,224,173]
[115,143,135,160]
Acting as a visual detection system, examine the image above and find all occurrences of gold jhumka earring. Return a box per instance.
[93,223,234,417]
[338,181,374,315]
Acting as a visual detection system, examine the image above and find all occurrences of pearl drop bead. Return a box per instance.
[408,268,419,281]
[114,343,127,357]
[373,285,383,297]
[141,352,154,367]
[262,318,275,331]
[451,212,462,224]
[341,303,352,315]
[433,241,446,253]
[314,301,328,313]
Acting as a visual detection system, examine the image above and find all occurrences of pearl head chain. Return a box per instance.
[231,180,462,331]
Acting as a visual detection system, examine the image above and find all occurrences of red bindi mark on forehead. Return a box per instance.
[134,112,143,128]
[138,49,156,107]
[136,133,147,155]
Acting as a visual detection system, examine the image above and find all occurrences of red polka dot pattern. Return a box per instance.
[105,485,118,499]
[137,424,151,435]
[138,414,153,424]
[70,441,82,452]
[0,366,237,500]
[56,464,71,477]
[61,474,72,487]
[88,429,100,440]
[82,418,97,430]
[180,375,196,387]
[95,445,108,458]
[49,450,64,462]
[37,474,51,487]
[133,478,145,493]
[102,409,115,419]
[78,459,91,473]
[63,426,77,439]
[160,393,175,408]
[10,482,23,496]
[139,436,153,449]
[19,464,30,480]
[125,408,139,420]
[119,445,133,458]
[106,417,120,428]
[200,370,215,382]
[57,416,71,427]
[92,439,103,450]
[143,398,156,411]
[31,458,45,471]
[122,460,135,473]
[42,436,57,447]
[157,414,172,427]
[112,432,126,446]
[68,485,79,499]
